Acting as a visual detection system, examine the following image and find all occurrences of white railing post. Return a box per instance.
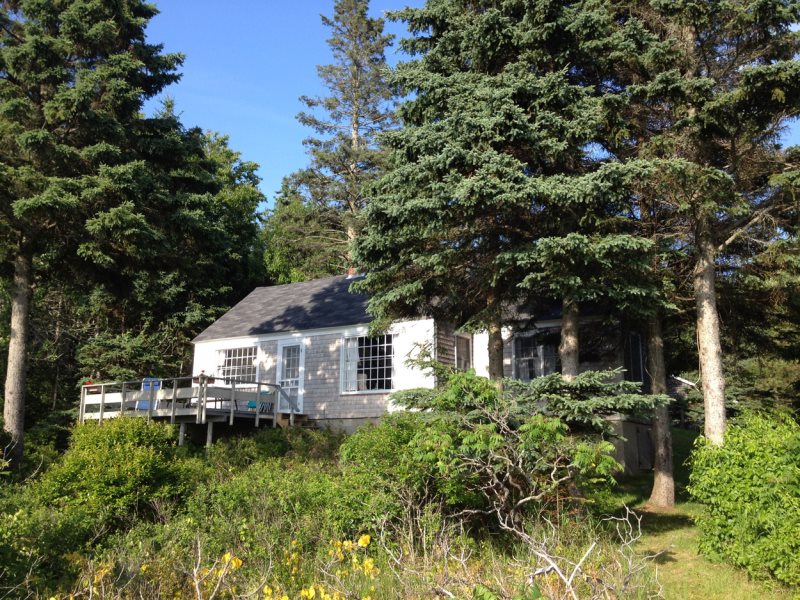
[229,379,236,425]
[79,386,86,424]
[147,380,154,422]
[201,378,208,424]
[273,386,280,428]
[99,384,106,424]
[170,378,178,424]
[120,382,127,416]
[255,382,261,427]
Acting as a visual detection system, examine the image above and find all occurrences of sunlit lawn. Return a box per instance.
[613,428,794,600]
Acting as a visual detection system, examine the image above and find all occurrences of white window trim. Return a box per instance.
[277,338,305,413]
[339,333,395,395]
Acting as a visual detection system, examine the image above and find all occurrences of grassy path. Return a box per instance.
[615,429,794,600]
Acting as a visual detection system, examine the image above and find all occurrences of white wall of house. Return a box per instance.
[470,328,515,379]
[191,318,436,425]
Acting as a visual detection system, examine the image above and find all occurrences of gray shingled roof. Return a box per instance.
[193,275,371,342]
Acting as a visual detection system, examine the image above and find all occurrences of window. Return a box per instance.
[342,335,393,392]
[278,343,303,412]
[513,330,559,382]
[455,335,472,370]
[219,347,257,383]
[280,345,301,388]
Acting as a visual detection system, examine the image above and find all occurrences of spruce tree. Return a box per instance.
[603,0,800,445]
[356,0,655,380]
[283,0,394,270]
[0,0,177,467]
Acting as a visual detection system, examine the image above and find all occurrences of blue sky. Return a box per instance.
[145,1,799,204]
[145,1,424,202]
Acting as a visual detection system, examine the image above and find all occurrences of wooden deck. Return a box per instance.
[79,376,302,437]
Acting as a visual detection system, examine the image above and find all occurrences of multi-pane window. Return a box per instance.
[278,344,302,411]
[342,335,393,392]
[513,331,559,382]
[219,347,257,383]
[455,335,472,371]
[280,345,301,389]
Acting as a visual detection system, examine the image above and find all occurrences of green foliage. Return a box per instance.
[36,419,188,516]
[388,370,653,521]
[689,413,800,587]
[0,419,195,589]
[262,187,347,283]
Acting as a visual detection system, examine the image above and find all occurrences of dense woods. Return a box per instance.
[0,0,798,597]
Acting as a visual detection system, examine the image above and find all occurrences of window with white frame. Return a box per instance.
[218,346,257,383]
[342,334,394,392]
[455,335,472,371]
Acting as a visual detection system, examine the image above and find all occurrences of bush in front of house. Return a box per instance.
[689,412,800,587]
[0,418,205,591]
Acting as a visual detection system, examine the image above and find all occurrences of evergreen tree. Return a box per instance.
[603,0,800,445]
[263,180,347,284]
[0,0,183,466]
[356,0,654,381]
[285,0,395,268]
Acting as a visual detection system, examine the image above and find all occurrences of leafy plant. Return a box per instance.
[689,412,800,586]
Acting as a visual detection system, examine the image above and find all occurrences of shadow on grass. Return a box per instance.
[639,510,695,535]
[590,427,701,535]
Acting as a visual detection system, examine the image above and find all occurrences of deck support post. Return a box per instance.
[206,420,214,448]
[120,382,127,416]
[178,422,186,446]
[99,384,106,424]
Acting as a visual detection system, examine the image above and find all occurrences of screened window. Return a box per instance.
[219,347,257,383]
[455,335,472,371]
[513,331,559,382]
[342,335,393,392]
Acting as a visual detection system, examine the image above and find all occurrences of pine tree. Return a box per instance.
[287,0,394,267]
[603,0,800,445]
[356,0,657,381]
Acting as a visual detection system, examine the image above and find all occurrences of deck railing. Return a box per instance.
[79,375,300,427]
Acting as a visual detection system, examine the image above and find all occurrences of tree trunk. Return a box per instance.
[646,315,674,508]
[487,318,505,387]
[694,222,726,445]
[3,247,33,469]
[559,298,579,381]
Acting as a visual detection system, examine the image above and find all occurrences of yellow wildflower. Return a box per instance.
[357,534,371,548]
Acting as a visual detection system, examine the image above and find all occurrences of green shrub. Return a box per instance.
[689,412,800,587]
[0,419,208,591]
[36,418,188,516]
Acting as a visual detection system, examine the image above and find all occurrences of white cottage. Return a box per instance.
[191,274,648,438]
[192,274,455,431]
[78,273,652,470]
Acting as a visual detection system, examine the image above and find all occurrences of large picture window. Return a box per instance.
[342,335,393,392]
[219,346,257,383]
